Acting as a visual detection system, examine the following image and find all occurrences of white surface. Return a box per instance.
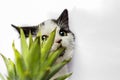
[0,0,120,80]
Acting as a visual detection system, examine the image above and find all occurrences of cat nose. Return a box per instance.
[56,39,62,43]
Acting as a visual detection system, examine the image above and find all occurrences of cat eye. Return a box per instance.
[42,35,48,41]
[59,30,67,36]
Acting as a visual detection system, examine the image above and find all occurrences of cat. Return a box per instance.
[11,9,75,80]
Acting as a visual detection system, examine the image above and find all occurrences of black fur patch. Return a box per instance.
[11,24,39,37]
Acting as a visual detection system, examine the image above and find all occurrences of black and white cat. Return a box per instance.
[12,9,75,79]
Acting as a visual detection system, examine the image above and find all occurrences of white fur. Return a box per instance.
[38,20,75,80]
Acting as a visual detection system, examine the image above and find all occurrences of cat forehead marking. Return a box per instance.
[39,20,60,35]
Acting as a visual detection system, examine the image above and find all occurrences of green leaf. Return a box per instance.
[0,53,16,80]
[12,42,25,79]
[20,29,29,68]
[47,47,65,66]
[38,47,65,80]
[41,28,56,62]
[46,58,71,79]
[7,59,16,80]
[37,67,50,80]
[26,37,41,77]
[54,73,72,80]
[29,32,33,49]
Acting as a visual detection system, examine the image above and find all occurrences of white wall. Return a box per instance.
[0,0,120,80]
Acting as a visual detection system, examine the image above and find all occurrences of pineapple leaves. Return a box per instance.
[41,28,56,63]
[46,58,72,80]
[0,28,72,80]
[20,28,29,70]
[27,36,41,77]
[12,42,25,80]
[29,32,33,49]
[0,53,16,80]
[47,47,65,66]
[54,73,72,80]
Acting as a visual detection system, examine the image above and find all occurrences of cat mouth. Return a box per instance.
[57,43,62,48]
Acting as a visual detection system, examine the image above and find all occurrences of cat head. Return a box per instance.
[12,9,75,52]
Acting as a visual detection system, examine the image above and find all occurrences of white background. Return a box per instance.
[0,0,120,80]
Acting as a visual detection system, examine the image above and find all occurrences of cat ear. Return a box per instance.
[57,9,69,30]
[11,24,38,37]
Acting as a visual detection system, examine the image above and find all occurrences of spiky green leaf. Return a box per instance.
[0,53,16,80]
[20,29,29,68]
[54,73,72,80]
[41,28,56,62]
[12,42,25,80]
[29,32,33,49]
[37,67,50,80]
[46,58,71,79]
[47,47,65,66]
[26,37,41,78]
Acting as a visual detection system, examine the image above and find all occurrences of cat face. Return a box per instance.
[39,19,74,51]
[37,9,75,55]
[12,9,75,55]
